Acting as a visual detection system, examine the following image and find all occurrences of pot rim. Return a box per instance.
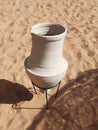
[31,22,67,39]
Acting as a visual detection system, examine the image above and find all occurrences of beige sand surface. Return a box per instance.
[0,0,98,130]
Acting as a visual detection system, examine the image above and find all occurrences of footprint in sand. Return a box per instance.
[77,51,81,59]
[88,50,95,57]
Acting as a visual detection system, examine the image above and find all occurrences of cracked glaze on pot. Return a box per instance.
[24,23,68,88]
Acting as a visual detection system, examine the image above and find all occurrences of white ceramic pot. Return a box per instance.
[24,23,68,88]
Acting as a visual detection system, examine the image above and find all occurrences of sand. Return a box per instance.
[0,0,98,130]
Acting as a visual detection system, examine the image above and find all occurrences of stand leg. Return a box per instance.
[45,89,49,109]
[55,81,61,97]
[31,82,37,94]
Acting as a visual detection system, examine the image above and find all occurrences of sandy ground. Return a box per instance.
[0,0,98,130]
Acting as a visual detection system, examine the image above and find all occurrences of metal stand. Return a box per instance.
[31,82,37,94]
[31,81,61,109]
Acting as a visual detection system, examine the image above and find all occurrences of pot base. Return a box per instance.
[24,58,68,88]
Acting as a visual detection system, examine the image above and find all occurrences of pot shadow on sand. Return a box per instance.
[0,79,33,105]
[27,69,98,130]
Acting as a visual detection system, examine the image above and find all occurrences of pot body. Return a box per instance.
[24,23,68,88]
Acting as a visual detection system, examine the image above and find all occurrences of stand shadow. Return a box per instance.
[0,79,33,104]
[27,69,98,130]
